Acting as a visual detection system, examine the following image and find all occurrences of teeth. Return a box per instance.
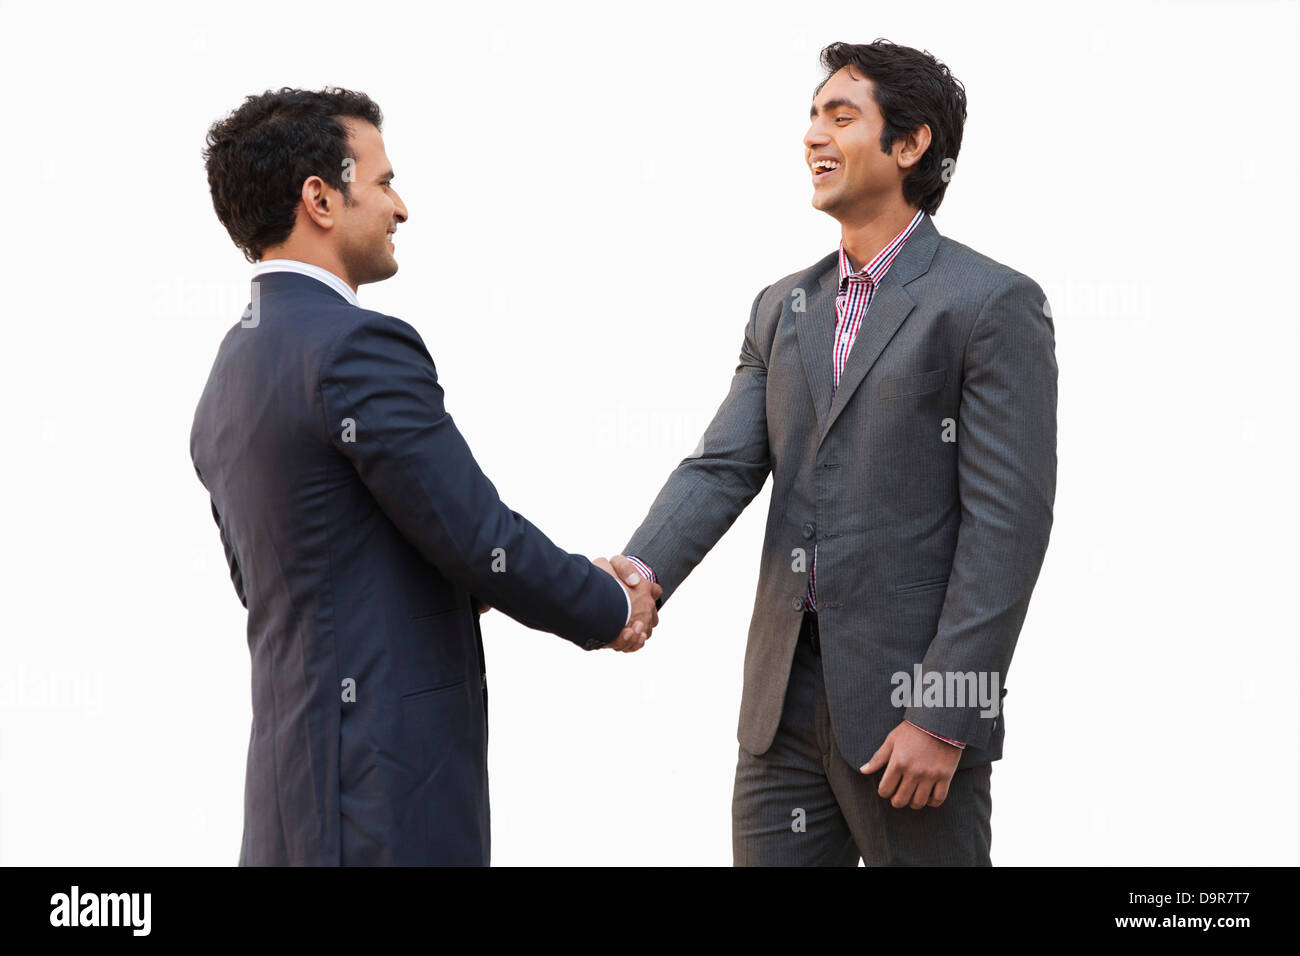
[813,160,841,171]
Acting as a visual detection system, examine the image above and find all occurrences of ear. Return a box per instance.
[897,124,933,170]
[299,175,340,230]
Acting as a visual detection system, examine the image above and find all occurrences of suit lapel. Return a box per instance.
[818,215,941,444]
[795,258,840,436]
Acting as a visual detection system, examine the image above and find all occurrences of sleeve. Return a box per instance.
[622,285,774,605]
[903,273,1057,747]
[318,313,629,651]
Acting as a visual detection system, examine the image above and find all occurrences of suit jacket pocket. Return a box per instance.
[896,574,950,594]
[401,676,469,700]
[875,368,947,400]
[393,677,475,784]
[401,608,471,696]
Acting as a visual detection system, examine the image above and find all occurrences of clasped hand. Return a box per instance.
[593,554,660,652]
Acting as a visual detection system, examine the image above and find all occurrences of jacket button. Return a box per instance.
[792,596,805,612]
[802,522,815,539]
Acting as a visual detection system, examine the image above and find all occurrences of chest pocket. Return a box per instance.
[875,367,947,400]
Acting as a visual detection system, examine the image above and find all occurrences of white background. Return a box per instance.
[0,0,1296,866]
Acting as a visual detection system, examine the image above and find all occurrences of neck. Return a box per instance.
[259,244,357,292]
[837,202,921,273]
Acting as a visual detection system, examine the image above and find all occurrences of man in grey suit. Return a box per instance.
[609,40,1057,865]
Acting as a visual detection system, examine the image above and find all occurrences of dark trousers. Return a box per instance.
[732,613,993,866]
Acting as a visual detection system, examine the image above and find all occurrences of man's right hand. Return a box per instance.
[593,556,660,652]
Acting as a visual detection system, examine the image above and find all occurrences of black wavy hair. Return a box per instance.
[202,87,384,262]
[816,40,967,215]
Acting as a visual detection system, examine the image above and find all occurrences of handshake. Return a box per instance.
[472,554,661,652]
[594,555,662,653]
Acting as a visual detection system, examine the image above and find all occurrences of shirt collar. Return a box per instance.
[837,208,927,288]
[251,258,359,307]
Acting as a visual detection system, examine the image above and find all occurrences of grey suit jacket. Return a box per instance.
[624,213,1057,769]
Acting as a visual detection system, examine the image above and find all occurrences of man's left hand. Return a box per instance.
[860,720,963,809]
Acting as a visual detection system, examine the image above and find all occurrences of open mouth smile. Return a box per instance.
[811,158,841,183]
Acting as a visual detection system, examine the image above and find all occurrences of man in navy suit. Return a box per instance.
[192,88,660,866]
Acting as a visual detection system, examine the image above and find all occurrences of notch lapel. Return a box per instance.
[795,259,840,436]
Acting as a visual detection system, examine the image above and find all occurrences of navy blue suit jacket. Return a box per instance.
[190,271,627,865]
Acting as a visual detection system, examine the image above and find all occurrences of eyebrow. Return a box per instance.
[810,97,863,120]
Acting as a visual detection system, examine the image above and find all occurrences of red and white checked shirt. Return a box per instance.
[806,206,926,613]
[627,208,965,748]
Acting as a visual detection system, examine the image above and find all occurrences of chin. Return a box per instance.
[811,191,837,214]
[362,257,399,285]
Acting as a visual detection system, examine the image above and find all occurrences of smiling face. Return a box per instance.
[805,66,907,223]
[334,117,408,287]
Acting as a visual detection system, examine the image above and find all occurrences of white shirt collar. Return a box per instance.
[252,259,359,307]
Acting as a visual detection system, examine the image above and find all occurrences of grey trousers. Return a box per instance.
[732,620,993,866]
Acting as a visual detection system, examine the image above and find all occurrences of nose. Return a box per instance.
[392,190,408,224]
[804,120,829,153]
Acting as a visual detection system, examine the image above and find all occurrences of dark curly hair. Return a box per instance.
[816,40,967,215]
[202,87,384,262]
